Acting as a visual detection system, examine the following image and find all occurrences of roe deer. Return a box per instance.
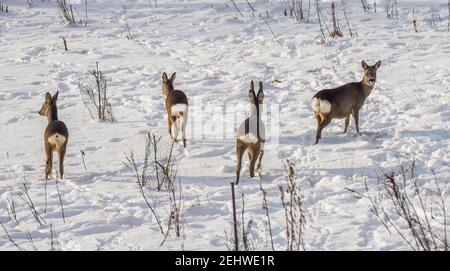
[162,72,189,147]
[236,81,266,185]
[311,60,381,144]
[39,91,69,179]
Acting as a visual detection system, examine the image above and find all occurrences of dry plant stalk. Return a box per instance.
[330,1,343,38]
[25,230,37,251]
[263,18,283,46]
[231,182,239,251]
[230,0,244,17]
[57,0,76,24]
[80,150,87,170]
[6,199,18,224]
[0,2,9,13]
[62,37,68,51]
[16,183,47,227]
[258,172,275,251]
[124,133,184,246]
[159,140,184,246]
[225,192,256,251]
[413,9,418,32]
[79,62,114,122]
[384,0,399,20]
[341,0,357,37]
[240,193,255,251]
[360,0,370,12]
[123,5,133,40]
[315,0,326,44]
[245,0,255,17]
[279,160,306,251]
[55,179,66,223]
[124,148,164,234]
[347,157,449,251]
[0,223,25,251]
[287,0,304,22]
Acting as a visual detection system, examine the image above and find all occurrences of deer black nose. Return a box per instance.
[369,79,375,83]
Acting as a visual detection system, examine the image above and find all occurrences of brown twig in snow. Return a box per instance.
[231,182,239,251]
[263,18,283,46]
[0,223,25,251]
[230,0,244,17]
[55,179,66,223]
[342,0,356,37]
[62,37,68,51]
[258,172,275,251]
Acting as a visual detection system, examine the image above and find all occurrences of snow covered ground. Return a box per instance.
[0,0,449,250]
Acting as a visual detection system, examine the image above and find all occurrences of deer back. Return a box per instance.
[166,90,188,113]
[313,82,366,118]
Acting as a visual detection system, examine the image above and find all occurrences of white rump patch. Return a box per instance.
[48,133,66,145]
[170,104,188,140]
[239,133,258,144]
[311,97,321,112]
[320,100,331,113]
[311,98,331,114]
[171,103,188,116]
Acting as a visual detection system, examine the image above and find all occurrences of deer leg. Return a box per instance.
[343,114,350,133]
[181,115,187,148]
[171,121,179,143]
[315,114,321,144]
[167,115,172,138]
[249,144,261,178]
[247,149,254,177]
[236,141,246,185]
[256,143,264,171]
[45,147,53,180]
[58,148,65,179]
[315,114,332,144]
[352,109,361,135]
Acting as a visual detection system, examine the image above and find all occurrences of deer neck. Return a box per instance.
[164,84,175,96]
[249,103,262,139]
[360,78,374,97]
[48,107,58,123]
[250,103,262,118]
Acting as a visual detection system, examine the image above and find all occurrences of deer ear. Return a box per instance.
[257,82,264,103]
[361,60,368,69]
[45,92,52,102]
[374,60,381,69]
[171,72,176,82]
[249,80,254,91]
[248,89,256,103]
[52,91,59,102]
[162,72,168,82]
[257,90,264,103]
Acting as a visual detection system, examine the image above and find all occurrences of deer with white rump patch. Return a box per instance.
[311,60,381,144]
[39,91,69,179]
[236,81,266,185]
[162,72,188,147]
